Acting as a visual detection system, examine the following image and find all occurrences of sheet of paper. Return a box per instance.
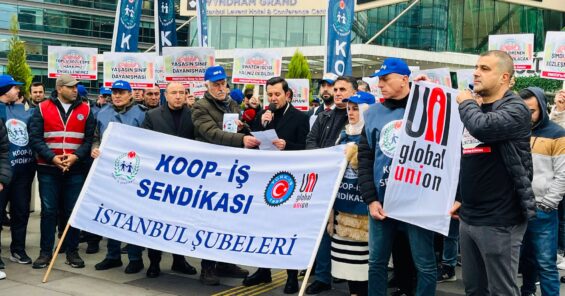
[252,129,279,150]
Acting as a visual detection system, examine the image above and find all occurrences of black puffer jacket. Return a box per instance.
[0,118,12,186]
[306,108,348,149]
[459,90,535,220]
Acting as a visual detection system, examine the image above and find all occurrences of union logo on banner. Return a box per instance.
[113,151,141,184]
[264,172,296,207]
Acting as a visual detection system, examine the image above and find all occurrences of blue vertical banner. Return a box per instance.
[196,0,209,47]
[155,0,178,55]
[325,0,354,76]
[112,0,143,52]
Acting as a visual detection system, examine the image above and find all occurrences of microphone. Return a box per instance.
[263,103,277,127]
[242,108,256,123]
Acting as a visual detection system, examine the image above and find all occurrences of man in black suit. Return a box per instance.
[243,77,309,294]
[140,82,196,277]
[250,77,309,152]
[142,82,194,139]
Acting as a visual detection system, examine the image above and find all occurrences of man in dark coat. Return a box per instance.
[191,65,256,285]
[304,76,355,294]
[451,50,535,295]
[139,82,197,278]
[243,76,309,294]
[250,77,309,151]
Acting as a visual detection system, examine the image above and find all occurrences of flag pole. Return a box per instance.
[42,222,72,283]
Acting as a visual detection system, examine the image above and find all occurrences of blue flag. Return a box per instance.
[325,0,354,76]
[112,0,142,52]
[196,0,209,47]
[155,0,178,56]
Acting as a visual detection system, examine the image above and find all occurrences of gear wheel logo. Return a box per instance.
[264,172,296,207]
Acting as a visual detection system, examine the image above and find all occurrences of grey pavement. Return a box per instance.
[0,213,562,295]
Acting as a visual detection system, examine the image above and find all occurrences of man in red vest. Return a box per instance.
[28,74,95,269]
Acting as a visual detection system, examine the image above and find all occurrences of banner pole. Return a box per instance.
[298,265,314,296]
[298,150,348,296]
[42,222,71,283]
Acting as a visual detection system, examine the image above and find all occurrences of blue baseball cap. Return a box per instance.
[77,84,88,97]
[343,91,376,105]
[230,88,244,104]
[100,87,112,96]
[370,58,411,77]
[111,80,132,91]
[0,75,23,88]
[204,65,227,82]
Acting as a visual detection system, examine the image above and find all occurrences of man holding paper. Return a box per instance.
[191,65,256,285]
[242,76,309,293]
[250,77,309,151]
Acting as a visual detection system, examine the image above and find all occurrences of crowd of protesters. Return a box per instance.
[0,49,564,296]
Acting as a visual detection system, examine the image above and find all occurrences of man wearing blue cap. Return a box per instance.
[28,73,95,269]
[358,58,437,295]
[91,87,112,117]
[192,65,256,285]
[0,75,19,279]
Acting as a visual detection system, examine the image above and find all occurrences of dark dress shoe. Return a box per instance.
[124,260,144,274]
[305,280,331,295]
[215,263,249,278]
[171,260,197,275]
[242,268,272,286]
[283,276,299,294]
[95,258,123,270]
[146,263,161,278]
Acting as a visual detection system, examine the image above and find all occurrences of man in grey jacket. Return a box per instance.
[451,50,535,295]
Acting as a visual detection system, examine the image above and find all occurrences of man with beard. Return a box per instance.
[304,76,356,294]
[29,82,46,107]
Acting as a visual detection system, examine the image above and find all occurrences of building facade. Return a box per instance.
[0,0,563,94]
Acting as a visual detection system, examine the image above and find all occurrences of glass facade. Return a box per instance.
[0,0,563,94]
[199,15,326,49]
[353,0,564,54]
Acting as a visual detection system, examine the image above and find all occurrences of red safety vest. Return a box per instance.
[37,99,90,166]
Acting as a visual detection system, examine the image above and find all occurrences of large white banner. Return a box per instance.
[383,82,463,236]
[69,123,347,269]
[48,46,98,80]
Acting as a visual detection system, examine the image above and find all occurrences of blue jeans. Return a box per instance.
[38,172,85,254]
[313,230,332,284]
[442,218,459,267]
[368,217,436,296]
[558,200,565,251]
[520,209,560,296]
